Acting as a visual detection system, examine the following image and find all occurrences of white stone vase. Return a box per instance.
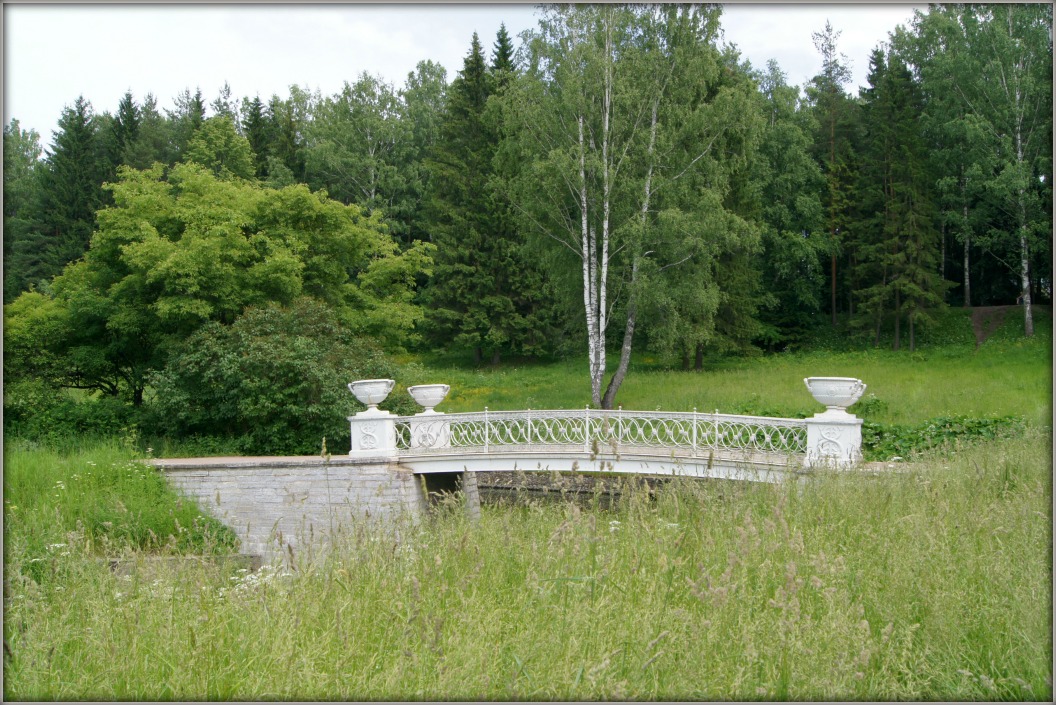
[348,379,395,411]
[804,377,867,413]
[407,384,450,414]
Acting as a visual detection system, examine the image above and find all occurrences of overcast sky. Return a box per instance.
[3,2,925,146]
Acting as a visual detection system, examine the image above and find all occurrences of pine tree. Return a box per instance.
[491,23,515,75]
[34,96,107,275]
[123,93,170,169]
[3,119,44,302]
[806,21,858,326]
[167,87,206,161]
[211,81,238,126]
[241,95,271,178]
[423,30,552,363]
[113,90,140,159]
[852,47,948,350]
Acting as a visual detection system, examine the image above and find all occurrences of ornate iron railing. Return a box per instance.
[395,408,807,456]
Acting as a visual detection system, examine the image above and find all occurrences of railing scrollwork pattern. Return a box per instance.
[396,408,807,457]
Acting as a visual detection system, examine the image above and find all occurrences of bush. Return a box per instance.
[147,298,415,454]
[3,378,136,445]
[862,414,1027,461]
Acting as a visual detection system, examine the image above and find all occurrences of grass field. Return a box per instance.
[3,431,1051,700]
[3,307,1051,700]
[403,309,1051,428]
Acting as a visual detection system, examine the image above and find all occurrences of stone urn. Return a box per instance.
[804,377,867,413]
[407,384,450,414]
[348,379,395,411]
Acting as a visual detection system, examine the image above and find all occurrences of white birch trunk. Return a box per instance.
[578,113,603,406]
[602,98,658,409]
[1016,112,1034,337]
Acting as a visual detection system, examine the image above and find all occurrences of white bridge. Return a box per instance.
[155,377,869,558]
[348,377,868,484]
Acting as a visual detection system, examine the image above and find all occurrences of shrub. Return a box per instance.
[3,378,136,445]
[147,298,415,454]
[862,414,1027,461]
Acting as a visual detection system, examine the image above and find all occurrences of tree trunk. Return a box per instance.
[600,92,658,410]
[940,221,947,303]
[695,343,704,371]
[831,251,837,326]
[962,203,971,307]
[893,286,901,351]
[601,280,636,410]
[873,270,886,348]
[578,110,604,407]
[1020,231,1034,336]
[1016,127,1034,337]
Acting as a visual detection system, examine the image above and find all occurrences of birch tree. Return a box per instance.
[506,4,761,407]
[912,4,1052,335]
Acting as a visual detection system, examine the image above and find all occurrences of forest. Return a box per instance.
[3,4,1052,447]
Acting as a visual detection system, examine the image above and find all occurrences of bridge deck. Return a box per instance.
[399,445,806,484]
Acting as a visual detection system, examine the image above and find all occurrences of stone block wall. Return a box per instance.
[154,456,428,559]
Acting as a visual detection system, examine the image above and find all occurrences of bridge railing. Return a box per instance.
[394,408,808,457]
[348,377,866,468]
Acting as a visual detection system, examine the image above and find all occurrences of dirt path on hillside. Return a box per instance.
[969,304,1049,347]
[971,306,1012,347]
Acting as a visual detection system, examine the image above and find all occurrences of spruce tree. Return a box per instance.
[34,96,107,276]
[491,23,515,75]
[3,119,44,302]
[852,48,948,350]
[241,95,271,178]
[806,21,858,326]
[423,30,552,363]
[113,90,140,159]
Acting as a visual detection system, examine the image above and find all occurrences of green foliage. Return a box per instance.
[862,415,1027,462]
[422,30,556,363]
[17,97,111,293]
[805,21,859,325]
[849,47,949,350]
[3,379,135,446]
[184,115,255,180]
[3,163,432,404]
[3,119,44,302]
[165,87,206,162]
[304,73,422,241]
[148,298,415,454]
[752,61,828,350]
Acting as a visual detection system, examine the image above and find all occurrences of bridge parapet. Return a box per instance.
[396,408,807,457]
[347,376,867,470]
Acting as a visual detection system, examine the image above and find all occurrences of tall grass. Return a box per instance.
[3,438,238,579]
[4,431,1050,700]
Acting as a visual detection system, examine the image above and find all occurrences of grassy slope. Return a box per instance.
[404,308,1051,427]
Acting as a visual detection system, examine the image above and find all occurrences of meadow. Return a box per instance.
[403,309,1051,427]
[3,308,1052,700]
